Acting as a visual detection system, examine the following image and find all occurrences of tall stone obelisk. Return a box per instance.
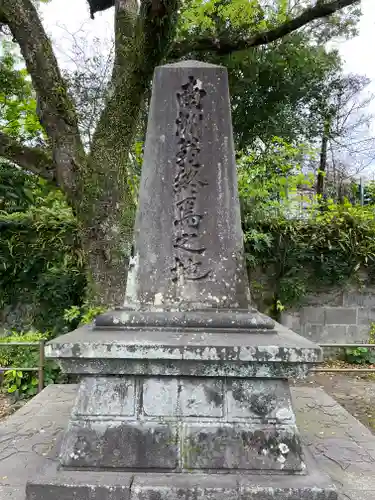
[26,61,337,500]
[125,61,250,310]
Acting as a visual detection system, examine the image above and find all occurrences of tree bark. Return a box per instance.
[317,118,331,197]
[0,132,55,183]
[73,0,179,306]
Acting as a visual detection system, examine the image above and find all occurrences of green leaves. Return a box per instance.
[0,164,86,333]
[0,40,43,142]
[0,331,62,399]
[240,137,375,317]
[345,347,375,365]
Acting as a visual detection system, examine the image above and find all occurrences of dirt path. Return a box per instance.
[0,393,12,420]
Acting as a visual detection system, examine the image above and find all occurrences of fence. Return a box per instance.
[0,339,45,393]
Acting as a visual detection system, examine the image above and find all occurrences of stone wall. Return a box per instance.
[280,289,375,345]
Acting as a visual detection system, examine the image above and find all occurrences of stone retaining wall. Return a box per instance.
[280,290,375,345]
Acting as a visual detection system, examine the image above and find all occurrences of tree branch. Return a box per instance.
[0,0,86,196]
[171,0,360,57]
[0,132,56,183]
[92,0,179,160]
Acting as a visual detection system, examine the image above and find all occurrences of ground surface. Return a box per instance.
[292,371,375,433]
[0,384,374,500]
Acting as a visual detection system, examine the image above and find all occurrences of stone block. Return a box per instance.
[180,378,224,417]
[182,423,304,471]
[347,325,371,343]
[226,379,294,423]
[26,450,338,500]
[344,292,375,308]
[301,307,325,324]
[324,307,357,325]
[143,378,179,416]
[322,325,348,343]
[358,307,375,326]
[303,324,325,343]
[73,377,135,417]
[59,420,178,469]
[280,312,301,333]
[26,464,133,500]
[143,378,224,417]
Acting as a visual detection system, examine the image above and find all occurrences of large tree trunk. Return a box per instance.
[72,0,179,306]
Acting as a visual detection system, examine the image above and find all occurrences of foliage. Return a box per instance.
[0,164,86,333]
[0,40,44,143]
[0,159,36,212]
[0,331,63,399]
[63,304,106,329]
[239,139,375,317]
[238,136,316,219]
[344,346,375,365]
[0,0,366,309]
[176,1,355,149]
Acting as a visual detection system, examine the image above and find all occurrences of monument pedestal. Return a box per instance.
[27,451,337,500]
[26,309,337,499]
[26,61,337,499]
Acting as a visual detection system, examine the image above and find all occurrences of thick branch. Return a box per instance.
[0,0,86,196]
[171,0,359,57]
[92,0,179,159]
[0,132,56,183]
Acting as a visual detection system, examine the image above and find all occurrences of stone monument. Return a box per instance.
[26,61,337,500]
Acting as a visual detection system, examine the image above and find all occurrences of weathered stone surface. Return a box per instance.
[95,308,275,329]
[73,377,135,417]
[182,423,304,471]
[25,448,336,500]
[60,420,178,468]
[124,61,249,309]
[324,307,357,325]
[57,358,315,379]
[301,307,325,325]
[26,467,132,500]
[227,379,295,422]
[143,378,224,417]
[58,376,303,471]
[46,324,322,365]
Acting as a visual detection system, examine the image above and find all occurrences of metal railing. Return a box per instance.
[0,339,45,393]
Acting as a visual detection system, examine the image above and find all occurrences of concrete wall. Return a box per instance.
[280,290,375,345]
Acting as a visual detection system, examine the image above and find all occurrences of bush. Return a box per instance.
[0,166,86,334]
[0,331,64,398]
[238,139,375,316]
[244,202,375,315]
[344,346,375,365]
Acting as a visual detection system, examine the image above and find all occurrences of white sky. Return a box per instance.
[39,0,375,175]
[40,0,375,80]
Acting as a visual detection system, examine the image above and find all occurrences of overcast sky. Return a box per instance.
[40,0,375,79]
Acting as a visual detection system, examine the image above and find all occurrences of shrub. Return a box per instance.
[344,346,375,365]
[0,331,64,398]
[0,167,86,334]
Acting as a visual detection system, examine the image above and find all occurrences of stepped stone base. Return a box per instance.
[26,448,337,500]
